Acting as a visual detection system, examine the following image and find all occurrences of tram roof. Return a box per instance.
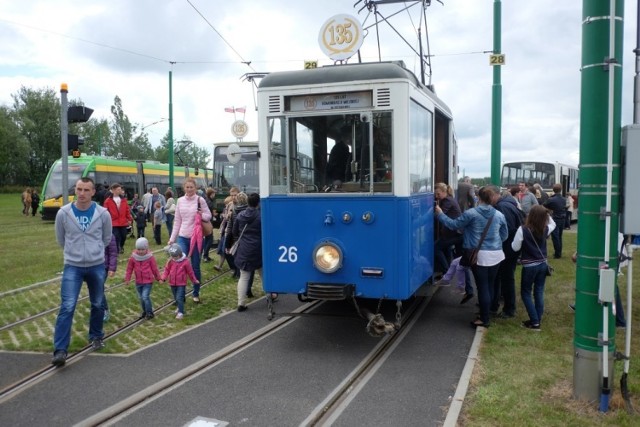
[259,61,421,88]
[259,61,451,116]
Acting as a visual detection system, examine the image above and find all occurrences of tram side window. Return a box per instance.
[268,117,287,194]
[409,101,433,194]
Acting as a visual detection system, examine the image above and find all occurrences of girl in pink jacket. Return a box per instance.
[161,244,199,319]
[124,238,161,320]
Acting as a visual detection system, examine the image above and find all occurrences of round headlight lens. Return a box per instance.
[313,243,342,273]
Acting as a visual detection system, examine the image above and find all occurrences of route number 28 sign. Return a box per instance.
[318,14,364,61]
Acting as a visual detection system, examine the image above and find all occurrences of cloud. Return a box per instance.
[0,0,637,178]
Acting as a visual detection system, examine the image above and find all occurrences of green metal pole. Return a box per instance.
[490,0,502,186]
[573,0,624,402]
[169,70,174,190]
[60,83,69,206]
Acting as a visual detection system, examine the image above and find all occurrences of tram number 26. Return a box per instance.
[278,246,298,263]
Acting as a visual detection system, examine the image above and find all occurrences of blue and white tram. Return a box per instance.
[257,61,457,304]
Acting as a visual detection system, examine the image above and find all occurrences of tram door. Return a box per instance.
[135,161,145,197]
[433,111,452,186]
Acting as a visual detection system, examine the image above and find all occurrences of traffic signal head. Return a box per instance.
[68,135,84,157]
[68,106,94,123]
[68,134,79,150]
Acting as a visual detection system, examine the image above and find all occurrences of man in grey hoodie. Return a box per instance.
[51,177,113,366]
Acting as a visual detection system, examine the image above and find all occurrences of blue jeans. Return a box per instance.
[434,235,463,273]
[203,234,214,259]
[520,263,548,325]
[165,214,174,237]
[550,225,563,258]
[54,264,106,352]
[171,286,186,314]
[464,268,474,295]
[492,255,518,315]
[136,283,153,315]
[471,263,500,325]
[177,236,201,297]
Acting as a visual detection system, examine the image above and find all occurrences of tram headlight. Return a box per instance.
[313,242,343,274]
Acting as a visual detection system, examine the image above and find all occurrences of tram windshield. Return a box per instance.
[268,112,392,194]
[213,145,259,194]
[44,162,88,199]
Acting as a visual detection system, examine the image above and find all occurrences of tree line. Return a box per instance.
[0,86,209,189]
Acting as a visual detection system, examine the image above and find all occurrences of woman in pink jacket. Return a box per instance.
[161,244,199,319]
[168,177,211,303]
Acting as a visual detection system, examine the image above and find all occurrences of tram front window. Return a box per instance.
[268,112,392,194]
[44,163,88,199]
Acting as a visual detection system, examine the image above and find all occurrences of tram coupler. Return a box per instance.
[364,311,398,337]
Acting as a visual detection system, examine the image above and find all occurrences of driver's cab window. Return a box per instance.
[269,112,392,194]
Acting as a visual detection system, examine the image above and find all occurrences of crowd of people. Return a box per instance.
[434,178,569,330]
[46,174,591,366]
[50,177,266,367]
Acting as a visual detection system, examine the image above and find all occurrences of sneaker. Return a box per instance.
[213,265,222,271]
[91,338,105,350]
[435,279,451,287]
[246,290,254,298]
[139,312,146,319]
[202,257,211,263]
[103,310,110,322]
[51,350,67,366]
[174,308,179,315]
[522,320,541,331]
[237,305,247,312]
[176,312,184,319]
[460,293,474,305]
[145,312,154,320]
[192,296,200,303]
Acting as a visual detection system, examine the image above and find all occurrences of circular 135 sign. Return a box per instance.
[318,14,364,61]
[231,120,249,138]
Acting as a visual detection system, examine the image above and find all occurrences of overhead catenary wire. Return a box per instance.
[185,0,255,72]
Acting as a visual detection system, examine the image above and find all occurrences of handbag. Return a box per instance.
[229,224,247,256]
[528,227,552,276]
[202,219,213,237]
[199,197,213,236]
[460,214,494,267]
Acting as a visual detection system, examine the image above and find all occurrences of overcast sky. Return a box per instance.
[0,0,638,177]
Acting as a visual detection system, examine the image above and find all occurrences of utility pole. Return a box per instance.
[60,84,69,205]
[169,70,175,190]
[490,0,502,185]
[573,0,624,409]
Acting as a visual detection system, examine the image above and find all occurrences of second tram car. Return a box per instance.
[256,61,457,304]
[212,142,259,211]
[39,155,211,220]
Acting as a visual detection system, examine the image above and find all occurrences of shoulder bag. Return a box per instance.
[229,224,247,256]
[529,227,553,276]
[460,214,494,267]
[199,197,213,237]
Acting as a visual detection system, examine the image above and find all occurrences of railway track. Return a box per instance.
[0,248,220,332]
[68,295,430,426]
[0,268,233,403]
[68,299,323,426]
